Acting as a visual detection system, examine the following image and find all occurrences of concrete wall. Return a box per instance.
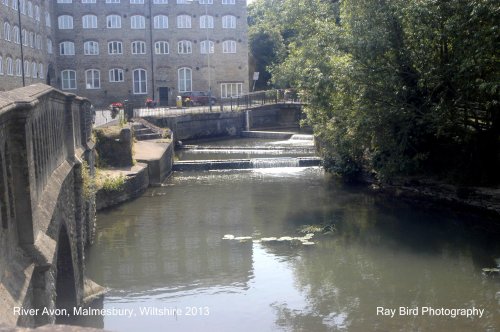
[0,84,95,327]
[248,104,302,129]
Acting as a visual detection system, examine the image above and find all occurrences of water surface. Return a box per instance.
[86,167,500,331]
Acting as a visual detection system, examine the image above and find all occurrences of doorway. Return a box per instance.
[159,87,169,106]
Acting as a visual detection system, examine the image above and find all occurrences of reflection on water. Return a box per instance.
[86,168,500,331]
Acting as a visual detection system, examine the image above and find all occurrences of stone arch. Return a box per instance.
[55,224,77,324]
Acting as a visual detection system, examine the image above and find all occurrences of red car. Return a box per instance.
[180,91,217,106]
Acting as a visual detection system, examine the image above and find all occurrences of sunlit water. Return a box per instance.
[85,167,500,331]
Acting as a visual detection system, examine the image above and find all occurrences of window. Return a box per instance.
[132,41,146,54]
[133,69,147,94]
[178,40,192,54]
[200,15,213,29]
[11,0,17,10]
[59,41,75,55]
[177,15,191,28]
[3,22,10,41]
[85,69,100,89]
[131,15,145,29]
[108,41,122,54]
[154,41,169,54]
[178,67,192,92]
[200,40,214,54]
[106,15,121,28]
[12,26,19,44]
[220,83,243,98]
[199,0,212,3]
[0,57,3,75]
[29,31,33,48]
[39,63,44,79]
[58,15,73,29]
[222,40,236,53]
[153,0,168,3]
[222,0,235,4]
[27,1,32,17]
[15,59,21,76]
[6,58,13,76]
[24,60,29,77]
[82,15,97,28]
[61,70,76,90]
[35,34,42,50]
[20,0,25,14]
[82,0,96,2]
[34,5,40,21]
[31,61,37,78]
[222,15,236,28]
[47,38,53,54]
[130,0,143,3]
[153,15,168,29]
[57,0,72,3]
[109,68,124,82]
[177,0,189,3]
[22,29,28,46]
[84,41,99,55]
[45,11,51,27]
[106,0,120,3]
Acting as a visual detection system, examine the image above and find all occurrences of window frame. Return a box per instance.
[85,69,100,89]
[177,40,192,54]
[154,41,169,54]
[82,14,98,29]
[109,68,124,82]
[178,67,192,92]
[132,68,147,94]
[84,40,99,55]
[131,15,146,29]
[59,41,75,55]
[58,15,74,29]
[107,40,123,55]
[61,69,77,90]
[131,40,146,54]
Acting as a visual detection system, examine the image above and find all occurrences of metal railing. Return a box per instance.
[132,89,302,118]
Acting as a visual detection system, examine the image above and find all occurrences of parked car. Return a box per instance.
[180,91,217,106]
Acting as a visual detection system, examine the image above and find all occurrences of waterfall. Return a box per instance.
[250,158,300,168]
[290,134,314,141]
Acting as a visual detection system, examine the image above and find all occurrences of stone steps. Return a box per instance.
[132,123,163,140]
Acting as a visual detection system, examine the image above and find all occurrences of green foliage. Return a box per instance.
[81,160,96,200]
[96,171,126,192]
[252,0,499,184]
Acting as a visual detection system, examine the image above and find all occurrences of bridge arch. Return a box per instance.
[55,224,77,324]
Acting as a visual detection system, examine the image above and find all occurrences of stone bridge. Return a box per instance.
[0,84,96,327]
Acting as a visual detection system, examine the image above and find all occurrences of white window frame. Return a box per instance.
[200,15,213,29]
[106,14,121,28]
[222,40,236,53]
[109,68,124,82]
[222,15,236,29]
[82,14,98,28]
[31,61,37,78]
[153,0,168,3]
[15,59,22,76]
[0,56,3,75]
[34,5,40,21]
[220,82,243,98]
[47,38,53,54]
[132,41,146,54]
[106,0,120,3]
[133,69,147,94]
[12,25,19,44]
[45,11,51,27]
[153,15,168,29]
[57,0,72,3]
[85,69,100,89]
[6,58,13,76]
[11,0,18,10]
[27,1,32,17]
[84,41,99,55]
[200,40,214,54]
[178,67,192,92]
[222,0,235,4]
[61,69,76,90]
[3,22,11,41]
[82,0,96,3]
[131,15,145,29]
[20,0,25,14]
[199,0,212,4]
[154,41,169,54]
[24,60,30,77]
[177,15,191,28]
[39,63,44,79]
[58,15,74,29]
[108,41,123,55]
[177,40,192,54]
[59,41,75,55]
[130,0,144,3]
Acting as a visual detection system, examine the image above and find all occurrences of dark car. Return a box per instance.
[180,91,217,106]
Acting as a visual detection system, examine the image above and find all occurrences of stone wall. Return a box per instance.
[0,84,95,327]
[248,104,302,129]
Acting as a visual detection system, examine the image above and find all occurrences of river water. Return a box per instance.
[85,137,500,332]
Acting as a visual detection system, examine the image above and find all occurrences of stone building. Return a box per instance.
[0,0,249,107]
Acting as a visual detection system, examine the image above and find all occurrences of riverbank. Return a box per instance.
[372,178,500,220]
[95,139,173,211]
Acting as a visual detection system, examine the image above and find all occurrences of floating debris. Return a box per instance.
[298,224,336,235]
[222,234,316,246]
[482,268,500,275]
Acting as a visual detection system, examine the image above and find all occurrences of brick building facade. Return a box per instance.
[0,0,249,107]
